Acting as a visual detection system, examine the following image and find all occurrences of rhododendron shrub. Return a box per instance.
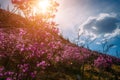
[0,28,61,79]
[94,55,113,70]
[0,27,120,79]
[0,0,120,79]
[0,27,95,79]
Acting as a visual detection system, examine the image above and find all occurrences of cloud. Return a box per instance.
[79,13,120,38]
[103,28,120,39]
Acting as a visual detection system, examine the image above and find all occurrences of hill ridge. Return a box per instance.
[0,8,120,80]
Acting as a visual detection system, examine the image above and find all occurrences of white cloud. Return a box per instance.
[79,13,120,39]
[97,13,117,21]
[96,42,101,45]
[103,28,120,39]
[92,26,98,30]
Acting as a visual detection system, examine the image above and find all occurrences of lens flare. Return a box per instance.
[38,0,50,13]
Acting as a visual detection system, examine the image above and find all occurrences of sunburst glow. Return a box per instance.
[38,0,50,13]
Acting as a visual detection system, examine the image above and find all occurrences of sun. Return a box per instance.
[38,0,50,13]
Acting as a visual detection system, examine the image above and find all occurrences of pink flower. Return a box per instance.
[0,66,4,72]
[37,61,49,69]
[30,71,37,78]
[6,77,12,80]
[94,55,113,69]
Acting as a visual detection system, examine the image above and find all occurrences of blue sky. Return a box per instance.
[0,0,120,58]
[55,0,120,58]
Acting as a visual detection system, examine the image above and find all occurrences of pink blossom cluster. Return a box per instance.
[94,55,113,69]
[0,27,64,79]
[11,0,27,4]
[0,27,120,79]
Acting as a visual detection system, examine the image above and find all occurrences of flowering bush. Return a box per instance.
[0,26,95,79]
[94,55,113,70]
[0,3,62,79]
[0,27,120,79]
[0,1,120,79]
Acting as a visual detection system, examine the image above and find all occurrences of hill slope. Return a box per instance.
[0,9,29,28]
[0,9,120,80]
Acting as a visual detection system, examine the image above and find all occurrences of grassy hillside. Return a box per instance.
[0,9,30,28]
[0,9,120,80]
